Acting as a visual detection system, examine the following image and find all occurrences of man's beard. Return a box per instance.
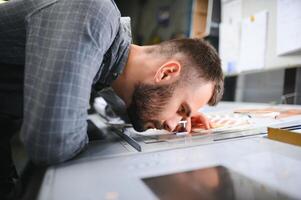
[127,81,178,132]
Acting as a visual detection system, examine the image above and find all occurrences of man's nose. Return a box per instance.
[163,115,183,132]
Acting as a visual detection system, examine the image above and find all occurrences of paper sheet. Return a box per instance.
[220,0,242,74]
[239,11,268,71]
[221,0,242,24]
[277,0,301,55]
[192,113,252,133]
[219,23,241,74]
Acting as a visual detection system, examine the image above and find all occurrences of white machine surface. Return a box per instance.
[37,102,301,200]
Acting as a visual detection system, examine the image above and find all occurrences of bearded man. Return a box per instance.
[0,0,223,198]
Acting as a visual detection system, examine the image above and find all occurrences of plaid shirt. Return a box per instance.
[0,0,131,164]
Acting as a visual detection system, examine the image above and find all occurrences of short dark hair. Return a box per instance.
[156,38,224,106]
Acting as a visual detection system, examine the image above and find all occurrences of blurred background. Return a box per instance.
[115,0,301,105]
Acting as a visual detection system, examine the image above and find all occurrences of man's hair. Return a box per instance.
[155,38,224,106]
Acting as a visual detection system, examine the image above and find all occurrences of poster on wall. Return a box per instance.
[239,11,268,72]
[277,0,301,55]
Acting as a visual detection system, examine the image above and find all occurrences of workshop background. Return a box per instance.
[1,0,301,199]
[115,0,301,105]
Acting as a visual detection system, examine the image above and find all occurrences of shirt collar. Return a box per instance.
[95,17,132,87]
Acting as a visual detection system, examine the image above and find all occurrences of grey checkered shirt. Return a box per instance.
[0,0,131,164]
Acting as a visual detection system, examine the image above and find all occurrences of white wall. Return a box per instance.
[241,0,301,70]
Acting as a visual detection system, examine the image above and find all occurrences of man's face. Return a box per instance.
[127,81,214,132]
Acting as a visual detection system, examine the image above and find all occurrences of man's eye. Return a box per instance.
[177,106,185,115]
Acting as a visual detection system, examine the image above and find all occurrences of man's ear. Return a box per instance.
[154,61,182,83]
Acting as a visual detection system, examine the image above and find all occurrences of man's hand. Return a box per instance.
[185,113,213,133]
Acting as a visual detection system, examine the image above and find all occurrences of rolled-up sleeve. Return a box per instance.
[20,0,120,165]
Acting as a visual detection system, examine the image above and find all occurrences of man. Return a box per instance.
[0,0,223,197]
[118,40,223,133]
